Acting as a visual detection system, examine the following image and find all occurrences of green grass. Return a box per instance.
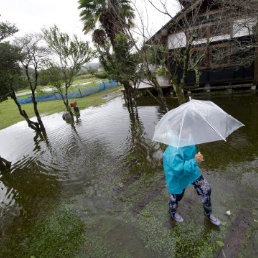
[0,206,85,258]
[16,76,109,100]
[0,86,122,130]
[67,79,108,91]
[16,75,100,96]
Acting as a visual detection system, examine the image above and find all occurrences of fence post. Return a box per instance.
[78,88,83,97]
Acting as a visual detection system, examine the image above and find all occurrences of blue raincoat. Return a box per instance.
[163,145,201,194]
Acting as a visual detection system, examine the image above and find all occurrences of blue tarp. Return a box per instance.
[17,81,119,104]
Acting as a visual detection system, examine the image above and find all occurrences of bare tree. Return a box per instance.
[14,34,49,132]
[215,0,257,67]
[105,0,169,110]
[138,0,258,103]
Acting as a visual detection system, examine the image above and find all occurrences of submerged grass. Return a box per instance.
[0,206,85,258]
[134,191,226,258]
[0,86,122,130]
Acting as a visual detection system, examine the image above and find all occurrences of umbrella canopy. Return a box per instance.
[152,99,244,147]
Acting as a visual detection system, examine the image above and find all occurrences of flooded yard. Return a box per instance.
[0,92,258,257]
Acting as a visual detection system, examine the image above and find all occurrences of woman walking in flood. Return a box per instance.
[153,98,244,226]
[163,143,221,226]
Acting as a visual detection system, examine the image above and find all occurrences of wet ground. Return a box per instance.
[0,92,257,257]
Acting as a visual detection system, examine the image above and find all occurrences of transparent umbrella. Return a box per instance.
[152,98,244,147]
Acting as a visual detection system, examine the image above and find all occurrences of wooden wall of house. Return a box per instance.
[185,63,254,86]
[168,34,255,86]
[164,0,256,87]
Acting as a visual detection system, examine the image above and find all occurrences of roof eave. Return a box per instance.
[146,0,203,45]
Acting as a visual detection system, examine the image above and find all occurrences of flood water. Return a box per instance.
[0,92,258,257]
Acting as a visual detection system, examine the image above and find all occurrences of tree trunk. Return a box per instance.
[123,81,134,108]
[170,35,194,105]
[171,76,186,105]
[146,89,163,106]
[31,89,46,132]
[24,66,45,132]
[10,90,41,132]
[65,87,74,123]
[146,71,169,111]
[0,156,11,171]
[123,28,168,111]
[194,68,201,88]
[65,101,74,123]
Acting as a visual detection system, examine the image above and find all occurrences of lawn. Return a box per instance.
[0,86,122,130]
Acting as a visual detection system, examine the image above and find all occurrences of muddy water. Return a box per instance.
[0,92,258,257]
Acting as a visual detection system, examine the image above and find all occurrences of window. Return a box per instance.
[209,43,230,67]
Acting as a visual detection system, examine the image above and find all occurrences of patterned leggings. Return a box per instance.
[168,175,212,218]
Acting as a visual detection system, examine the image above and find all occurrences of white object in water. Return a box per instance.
[226,210,231,216]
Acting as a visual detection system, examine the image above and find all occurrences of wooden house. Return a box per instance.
[147,0,258,91]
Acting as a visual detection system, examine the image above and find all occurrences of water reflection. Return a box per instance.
[126,106,162,173]
[0,93,257,255]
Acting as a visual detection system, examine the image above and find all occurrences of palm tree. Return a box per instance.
[79,0,168,111]
[79,0,134,45]
[79,0,136,109]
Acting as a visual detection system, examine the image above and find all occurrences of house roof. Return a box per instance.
[146,0,203,44]
[179,0,196,7]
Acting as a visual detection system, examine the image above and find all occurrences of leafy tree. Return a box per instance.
[0,43,21,101]
[0,17,19,102]
[79,0,138,108]
[0,17,19,170]
[95,70,108,79]
[0,16,18,41]
[98,33,140,107]
[85,66,96,75]
[43,25,95,120]
[79,0,134,44]
[38,69,52,86]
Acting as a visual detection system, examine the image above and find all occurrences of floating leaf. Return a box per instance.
[216,240,224,247]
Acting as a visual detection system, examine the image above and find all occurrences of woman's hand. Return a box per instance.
[195,153,204,163]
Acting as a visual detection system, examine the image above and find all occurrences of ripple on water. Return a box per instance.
[0,94,257,247]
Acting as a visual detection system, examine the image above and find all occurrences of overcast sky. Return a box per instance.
[1,0,181,44]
